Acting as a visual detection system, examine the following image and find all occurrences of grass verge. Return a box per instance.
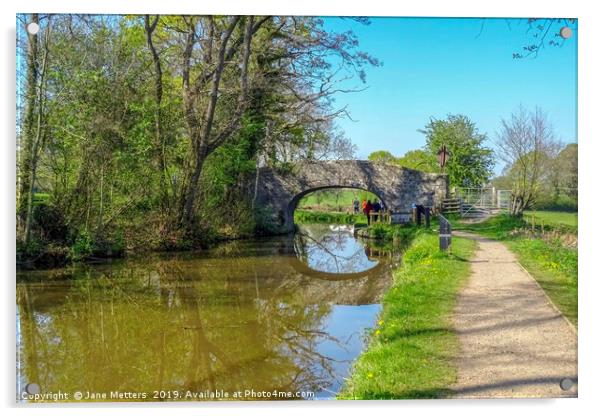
[452,214,577,326]
[339,231,476,399]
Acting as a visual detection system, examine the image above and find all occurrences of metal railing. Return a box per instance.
[451,187,513,217]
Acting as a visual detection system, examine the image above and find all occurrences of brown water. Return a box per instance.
[16,224,399,402]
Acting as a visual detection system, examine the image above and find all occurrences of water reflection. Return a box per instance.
[17,225,400,401]
[294,224,378,274]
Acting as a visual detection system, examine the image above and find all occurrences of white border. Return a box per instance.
[2,1,600,415]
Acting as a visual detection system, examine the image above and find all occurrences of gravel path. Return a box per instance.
[451,231,578,398]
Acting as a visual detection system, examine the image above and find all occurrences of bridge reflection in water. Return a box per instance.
[17,224,401,401]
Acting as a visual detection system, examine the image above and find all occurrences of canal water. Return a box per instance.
[16,224,399,401]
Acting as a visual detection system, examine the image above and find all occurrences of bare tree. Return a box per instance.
[178,16,261,230]
[496,106,561,215]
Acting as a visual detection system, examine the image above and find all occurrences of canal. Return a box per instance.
[16,224,400,401]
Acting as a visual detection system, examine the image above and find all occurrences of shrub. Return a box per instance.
[32,202,69,243]
[70,230,94,261]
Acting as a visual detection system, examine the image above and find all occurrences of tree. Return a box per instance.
[174,16,378,231]
[144,15,170,210]
[19,14,52,246]
[16,14,378,255]
[554,143,578,198]
[397,149,438,172]
[17,13,39,215]
[368,150,396,164]
[496,106,561,215]
[421,114,494,187]
[490,173,513,191]
[367,149,438,172]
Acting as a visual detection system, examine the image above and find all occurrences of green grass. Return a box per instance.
[507,238,577,325]
[523,210,578,231]
[452,214,578,326]
[339,232,476,399]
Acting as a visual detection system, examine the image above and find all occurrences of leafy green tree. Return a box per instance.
[421,114,494,187]
[368,150,397,164]
[397,149,438,172]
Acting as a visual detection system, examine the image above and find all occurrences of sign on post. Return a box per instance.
[439,215,451,252]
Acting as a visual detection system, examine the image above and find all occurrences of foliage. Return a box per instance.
[367,149,439,172]
[364,223,419,244]
[421,114,494,187]
[367,115,493,181]
[339,232,476,399]
[368,150,397,164]
[397,149,438,172]
[70,230,94,261]
[491,142,577,212]
[294,210,366,225]
[16,14,378,266]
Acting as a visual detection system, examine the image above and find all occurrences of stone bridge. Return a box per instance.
[253,160,448,233]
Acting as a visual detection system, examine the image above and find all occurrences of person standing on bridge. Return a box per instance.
[353,198,360,214]
[363,200,373,224]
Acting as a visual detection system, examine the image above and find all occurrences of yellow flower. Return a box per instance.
[378,320,384,326]
[375,329,381,335]
[367,372,374,378]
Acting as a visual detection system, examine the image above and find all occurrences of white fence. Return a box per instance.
[452,187,512,210]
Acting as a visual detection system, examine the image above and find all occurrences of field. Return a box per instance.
[523,210,578,231]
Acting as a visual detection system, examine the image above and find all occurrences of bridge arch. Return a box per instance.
[253,160,448,234]
[289,184,388,215]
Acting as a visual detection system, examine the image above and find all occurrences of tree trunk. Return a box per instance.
[144,15,170,210]
[179,143,208,229]
[18,14,39,225]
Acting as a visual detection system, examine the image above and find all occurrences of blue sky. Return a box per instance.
[323,17,578,174]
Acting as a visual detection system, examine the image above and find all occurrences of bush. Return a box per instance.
[364,223,419,243]
[70,230,94,261]
[32,202,69,243]
[533,194,577,212]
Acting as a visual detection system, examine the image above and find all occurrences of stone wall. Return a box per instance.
[253,160,448,233]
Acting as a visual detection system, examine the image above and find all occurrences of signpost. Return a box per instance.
[439,214,452,252]
[438,145,450,173]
